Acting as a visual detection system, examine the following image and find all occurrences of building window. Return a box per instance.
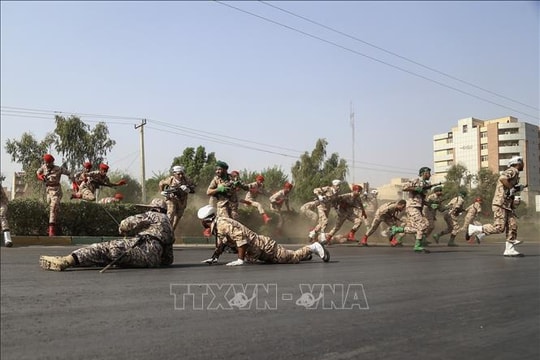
[463,125,468,133]
[480,131,487,138]
[481,155,488,161]
[447,149,453,155]
[481,144,488,150]
[447,160,454,166]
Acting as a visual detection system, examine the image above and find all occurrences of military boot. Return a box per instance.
[39,255,75,271]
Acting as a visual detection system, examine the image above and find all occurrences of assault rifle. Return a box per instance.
[161,184,195,198]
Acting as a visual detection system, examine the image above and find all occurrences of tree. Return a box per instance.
[51,115,116,172]
[4,132,54,196]
[443,164,469,200]
[290,139,348,203]
[171,146,217,189]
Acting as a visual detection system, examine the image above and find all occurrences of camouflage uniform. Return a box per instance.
[312,185,340,235]
[99,197,120,204]
[244,181,268,215]
[78,171,118,202]
[213,217,311,264]
[402,177,430,240]
[159,174,195,230]
[363,193,378,223]
[0,186,9,231]
[36,163,72,224]
[269,188,291,232]
[207,174,236,218]
[423,191,445,237]
[482,167,520,240]
[460,201,482,234]
[437,195,465,237]
[365,201,404,237]
[300,200,319,222]
[71,210,175,268]
[327,192,366,237]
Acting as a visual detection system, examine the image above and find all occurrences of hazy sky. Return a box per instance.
[1,1,538,189]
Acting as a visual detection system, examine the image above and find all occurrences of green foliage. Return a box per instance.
[51,115,116,172]
[4,132,54,194]
[7,199,140,236]
[290,138,348,203]
[171,146,216,189]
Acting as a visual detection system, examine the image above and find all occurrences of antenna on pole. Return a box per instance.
[135,119,147,203]
[350,101,355,184]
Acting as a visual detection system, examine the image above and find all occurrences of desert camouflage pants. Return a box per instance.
[313,204,331,233]
[71,237,164,268]
[483,205,517,241]
[328,210,363,236]
[460,211,478,234]
[300,201,318,222]
[404,206,429,240]
[365,215,399,237]
[261,244,311,264]
[0,200,9,231]
[80,187,97,202]
[46,186,62,224]
[166,198,186,231]
[438,212,460,236]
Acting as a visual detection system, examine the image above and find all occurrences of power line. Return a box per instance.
[1,106,419,174]
[214,1,538,121]
[259,1,539,112]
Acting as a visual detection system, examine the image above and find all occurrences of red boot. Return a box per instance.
[48,224,56,237]
[262,213,271,224]
[390,237,399,247]
[203,228,211,237]
[325,234,333,245]
[359,235,368,246]
[347,231,356,241]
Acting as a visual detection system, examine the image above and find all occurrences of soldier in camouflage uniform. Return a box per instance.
[36,154,73,236]
[99,193,124,204]
[361,199,407,247]
[308,179,342,243]
[300,199,319,222]
[422,185,445,242]
[433,190,467,246]
[229,170,249,220]
[390,167,436,253]
[243,175,272,224]
[462,197,483,243]
[206,161,236,218]
[71,163,127,202]
[71,161,93,193]
[326,184,367,244]
[468,156,526,257]
[197,205,329,266]
[1,176,13,247]
[269,181,294,236]
[39,198,175,271]
[159,165,195,231]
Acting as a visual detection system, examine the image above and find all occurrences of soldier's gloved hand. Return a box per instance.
[37,174,46,182]
[216,184,229,193]
[180,185,189,193]
[317,195,325,202]
[160,191,169,197]
[226,258,245,266]
[430,203,439,210]
[201,257,218,265]
[513,184,525,192]
[117,179,127,186]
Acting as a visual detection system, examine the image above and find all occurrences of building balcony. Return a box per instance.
[499,145,521,154]
[498,133,522,141]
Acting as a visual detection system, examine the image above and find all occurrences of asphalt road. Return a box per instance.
[1,241,539,360]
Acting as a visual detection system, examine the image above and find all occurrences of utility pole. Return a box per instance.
[135,119,147,203]
[350,101,355,184]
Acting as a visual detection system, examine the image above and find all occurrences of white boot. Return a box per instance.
[503,241,523,257]
[308,230,316,240]
[468,224,483,236]
[309,242,325,259]
[3,231,12,247]
[318,232,327,245]
[474,232,486,244]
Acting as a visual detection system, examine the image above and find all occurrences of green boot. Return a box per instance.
[414,237,430,253]
[390,226,405,235]
[447,235,458,247]
[432,233,440,244]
